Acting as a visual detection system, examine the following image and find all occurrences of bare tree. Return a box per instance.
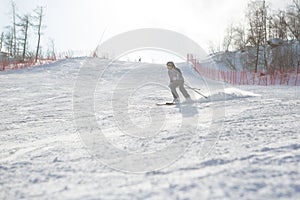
[223,23,234,52]
[208,40,222,55]
[246,0,269,72]
[282,0,300,71]
[218,0,300,73]
[0,32,4,52]
[47,38,56,60]
[32,6,45,62]
[285,0,300,41]
[232,23,248,51]
[16,14,31,61]
[276,11,288,40]
[262,0,269,72]
[10,0,17,57]
[4,29,13,56]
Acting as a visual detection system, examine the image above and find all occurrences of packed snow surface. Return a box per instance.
[0,58,299,199]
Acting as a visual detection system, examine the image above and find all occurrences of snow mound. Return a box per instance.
[224,87,261,98]
[201,87,261,102]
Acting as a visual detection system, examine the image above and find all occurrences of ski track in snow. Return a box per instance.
[0,58,299,200]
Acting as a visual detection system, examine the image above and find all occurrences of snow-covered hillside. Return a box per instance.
[0,58,299,199]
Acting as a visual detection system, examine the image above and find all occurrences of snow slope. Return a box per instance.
[0,58,299,199]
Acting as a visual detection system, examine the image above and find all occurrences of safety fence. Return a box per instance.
[187,54,300,86]
[0,58,55,71]
[0,50,93,72]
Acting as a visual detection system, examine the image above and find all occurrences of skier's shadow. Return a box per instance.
[180,104,198,117]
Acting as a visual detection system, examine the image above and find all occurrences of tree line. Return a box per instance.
[215,0,300,73]
[0,1,55,62]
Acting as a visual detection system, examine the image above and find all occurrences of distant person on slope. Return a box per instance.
[166,61,191,103]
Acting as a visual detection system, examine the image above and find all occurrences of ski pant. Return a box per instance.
[169,80,190,99]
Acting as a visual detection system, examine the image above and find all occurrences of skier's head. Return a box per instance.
[166,61,175,69]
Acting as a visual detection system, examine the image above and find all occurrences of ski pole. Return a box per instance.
[184,83,208,99]
[184,83,201,91]
[187,86,202,91]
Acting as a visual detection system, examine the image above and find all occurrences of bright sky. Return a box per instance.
[0,0,291,58]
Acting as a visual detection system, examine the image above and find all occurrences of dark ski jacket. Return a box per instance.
[168,67,184,82]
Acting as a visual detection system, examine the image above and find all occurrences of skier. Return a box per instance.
[166,61,191,103]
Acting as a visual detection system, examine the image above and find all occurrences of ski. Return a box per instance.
[156,102,176,106]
